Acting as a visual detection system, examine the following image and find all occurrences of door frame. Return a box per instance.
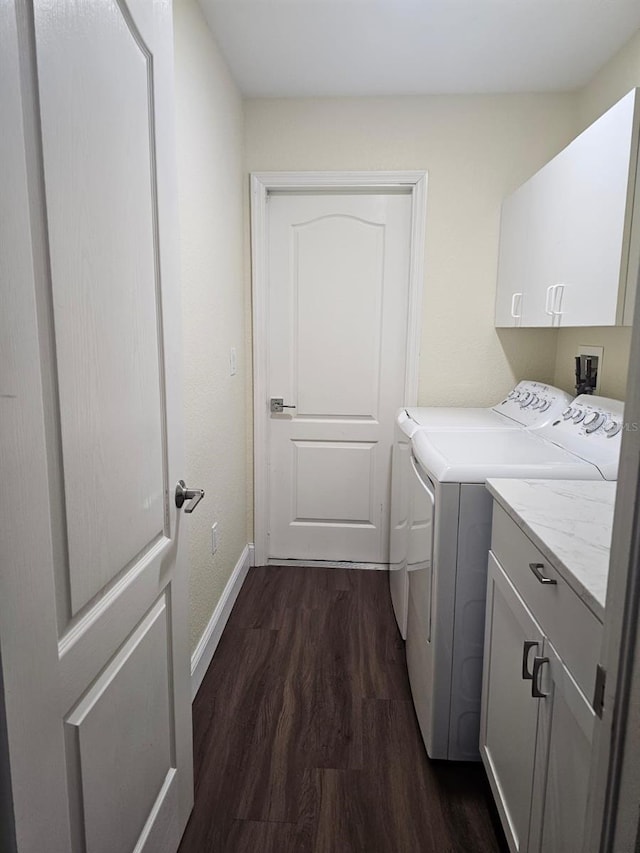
[584,254,640,852]
[250,171,428,567]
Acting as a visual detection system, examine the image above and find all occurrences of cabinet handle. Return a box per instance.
[529,562,557,585]
[531,656,550,698]
[545,285,554,316]
[552,283,564,317]
[522,641,538,680]
[511,292,522,319]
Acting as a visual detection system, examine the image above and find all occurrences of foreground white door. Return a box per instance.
[264,189,414,564]
[0,2,193,851]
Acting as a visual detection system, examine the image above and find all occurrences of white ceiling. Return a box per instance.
[198,0,640,98]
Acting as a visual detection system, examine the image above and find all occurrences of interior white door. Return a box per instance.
[0,2,193,852]
[267,191,412,563]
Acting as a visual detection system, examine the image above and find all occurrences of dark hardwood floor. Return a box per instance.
[178,566,508,853]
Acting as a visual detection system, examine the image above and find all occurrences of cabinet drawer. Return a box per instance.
[491,504,602,701]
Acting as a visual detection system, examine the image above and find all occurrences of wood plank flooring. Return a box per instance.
[178,566,508,853]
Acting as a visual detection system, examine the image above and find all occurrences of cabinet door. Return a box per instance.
[519,158,568,328]
[528,641,596,853]
[480,553,544,853]
[495,187,530,327]
[497,159,563,329]
[495,89,639,329]
[554,90,637,327]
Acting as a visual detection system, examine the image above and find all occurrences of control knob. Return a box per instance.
[561,407,574,420]
[572,409,585,424]
[604,421,622,438]
[584,413,605,434]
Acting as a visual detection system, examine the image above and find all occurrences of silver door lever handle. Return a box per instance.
[270,397,296,413]
[175,480,205,513]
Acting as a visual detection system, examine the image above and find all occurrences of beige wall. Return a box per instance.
[244,95,577,406]
[552,28,640,400]
[173,0,248,653]
[173,14,640,654]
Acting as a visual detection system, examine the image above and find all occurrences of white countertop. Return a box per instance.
[486,479,616,621]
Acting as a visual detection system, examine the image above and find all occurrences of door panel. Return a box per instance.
[66,598,173,853]
[267,192,411,563]
[0,2,192,851]
[293,440,376,524]
[35,0,167,618]
[295,216,384,417]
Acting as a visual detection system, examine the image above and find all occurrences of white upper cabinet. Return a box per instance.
[495,89,640,328]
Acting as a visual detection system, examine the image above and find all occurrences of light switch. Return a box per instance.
[229,347,237,376]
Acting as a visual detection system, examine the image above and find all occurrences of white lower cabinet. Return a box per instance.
[528,640,595,853]
[481,549,596,853]
[481,553,543,852]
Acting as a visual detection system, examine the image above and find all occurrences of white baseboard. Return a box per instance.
[266,558,388,571]
[190,543,255,701]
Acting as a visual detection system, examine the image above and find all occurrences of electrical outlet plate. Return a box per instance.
[577,345,603,394]
[211,522,218,555]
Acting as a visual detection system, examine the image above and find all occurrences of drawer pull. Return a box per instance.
[522,641,539,680]
[531,656,550,698]
[529,562,557,585]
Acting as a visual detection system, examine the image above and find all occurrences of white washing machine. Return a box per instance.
[389,381,573,639]
[403,394,623,762]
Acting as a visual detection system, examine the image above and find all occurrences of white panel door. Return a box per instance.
[267,191,412,563]
[0,2,193,852]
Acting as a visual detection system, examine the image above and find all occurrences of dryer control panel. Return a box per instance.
[493,381,572,429]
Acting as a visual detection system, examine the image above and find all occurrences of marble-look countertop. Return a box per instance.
[486,479,616,622]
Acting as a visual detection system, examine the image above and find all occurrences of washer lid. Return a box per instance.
[412,429,603,484]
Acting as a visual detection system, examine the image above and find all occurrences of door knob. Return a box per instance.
[175,480,205,513]
[270,397,296,413]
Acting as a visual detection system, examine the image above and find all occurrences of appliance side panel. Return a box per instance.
[425,482,461,757]
[448,484,494,761]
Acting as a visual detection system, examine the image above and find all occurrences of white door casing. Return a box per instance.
[251,173,427,566]
[0,2,192,851]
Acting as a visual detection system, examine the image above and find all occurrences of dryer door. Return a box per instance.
[389,429,412,638]
[407,454,436,642]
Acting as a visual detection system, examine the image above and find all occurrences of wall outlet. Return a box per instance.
[211,522,218,555]
[229,347,237,376]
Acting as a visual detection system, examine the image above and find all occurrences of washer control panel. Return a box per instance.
[493,381,573,428]
[540,394,625,480]
[558,399,624,438]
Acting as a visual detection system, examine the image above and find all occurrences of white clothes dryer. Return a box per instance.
[390,381,572,639]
